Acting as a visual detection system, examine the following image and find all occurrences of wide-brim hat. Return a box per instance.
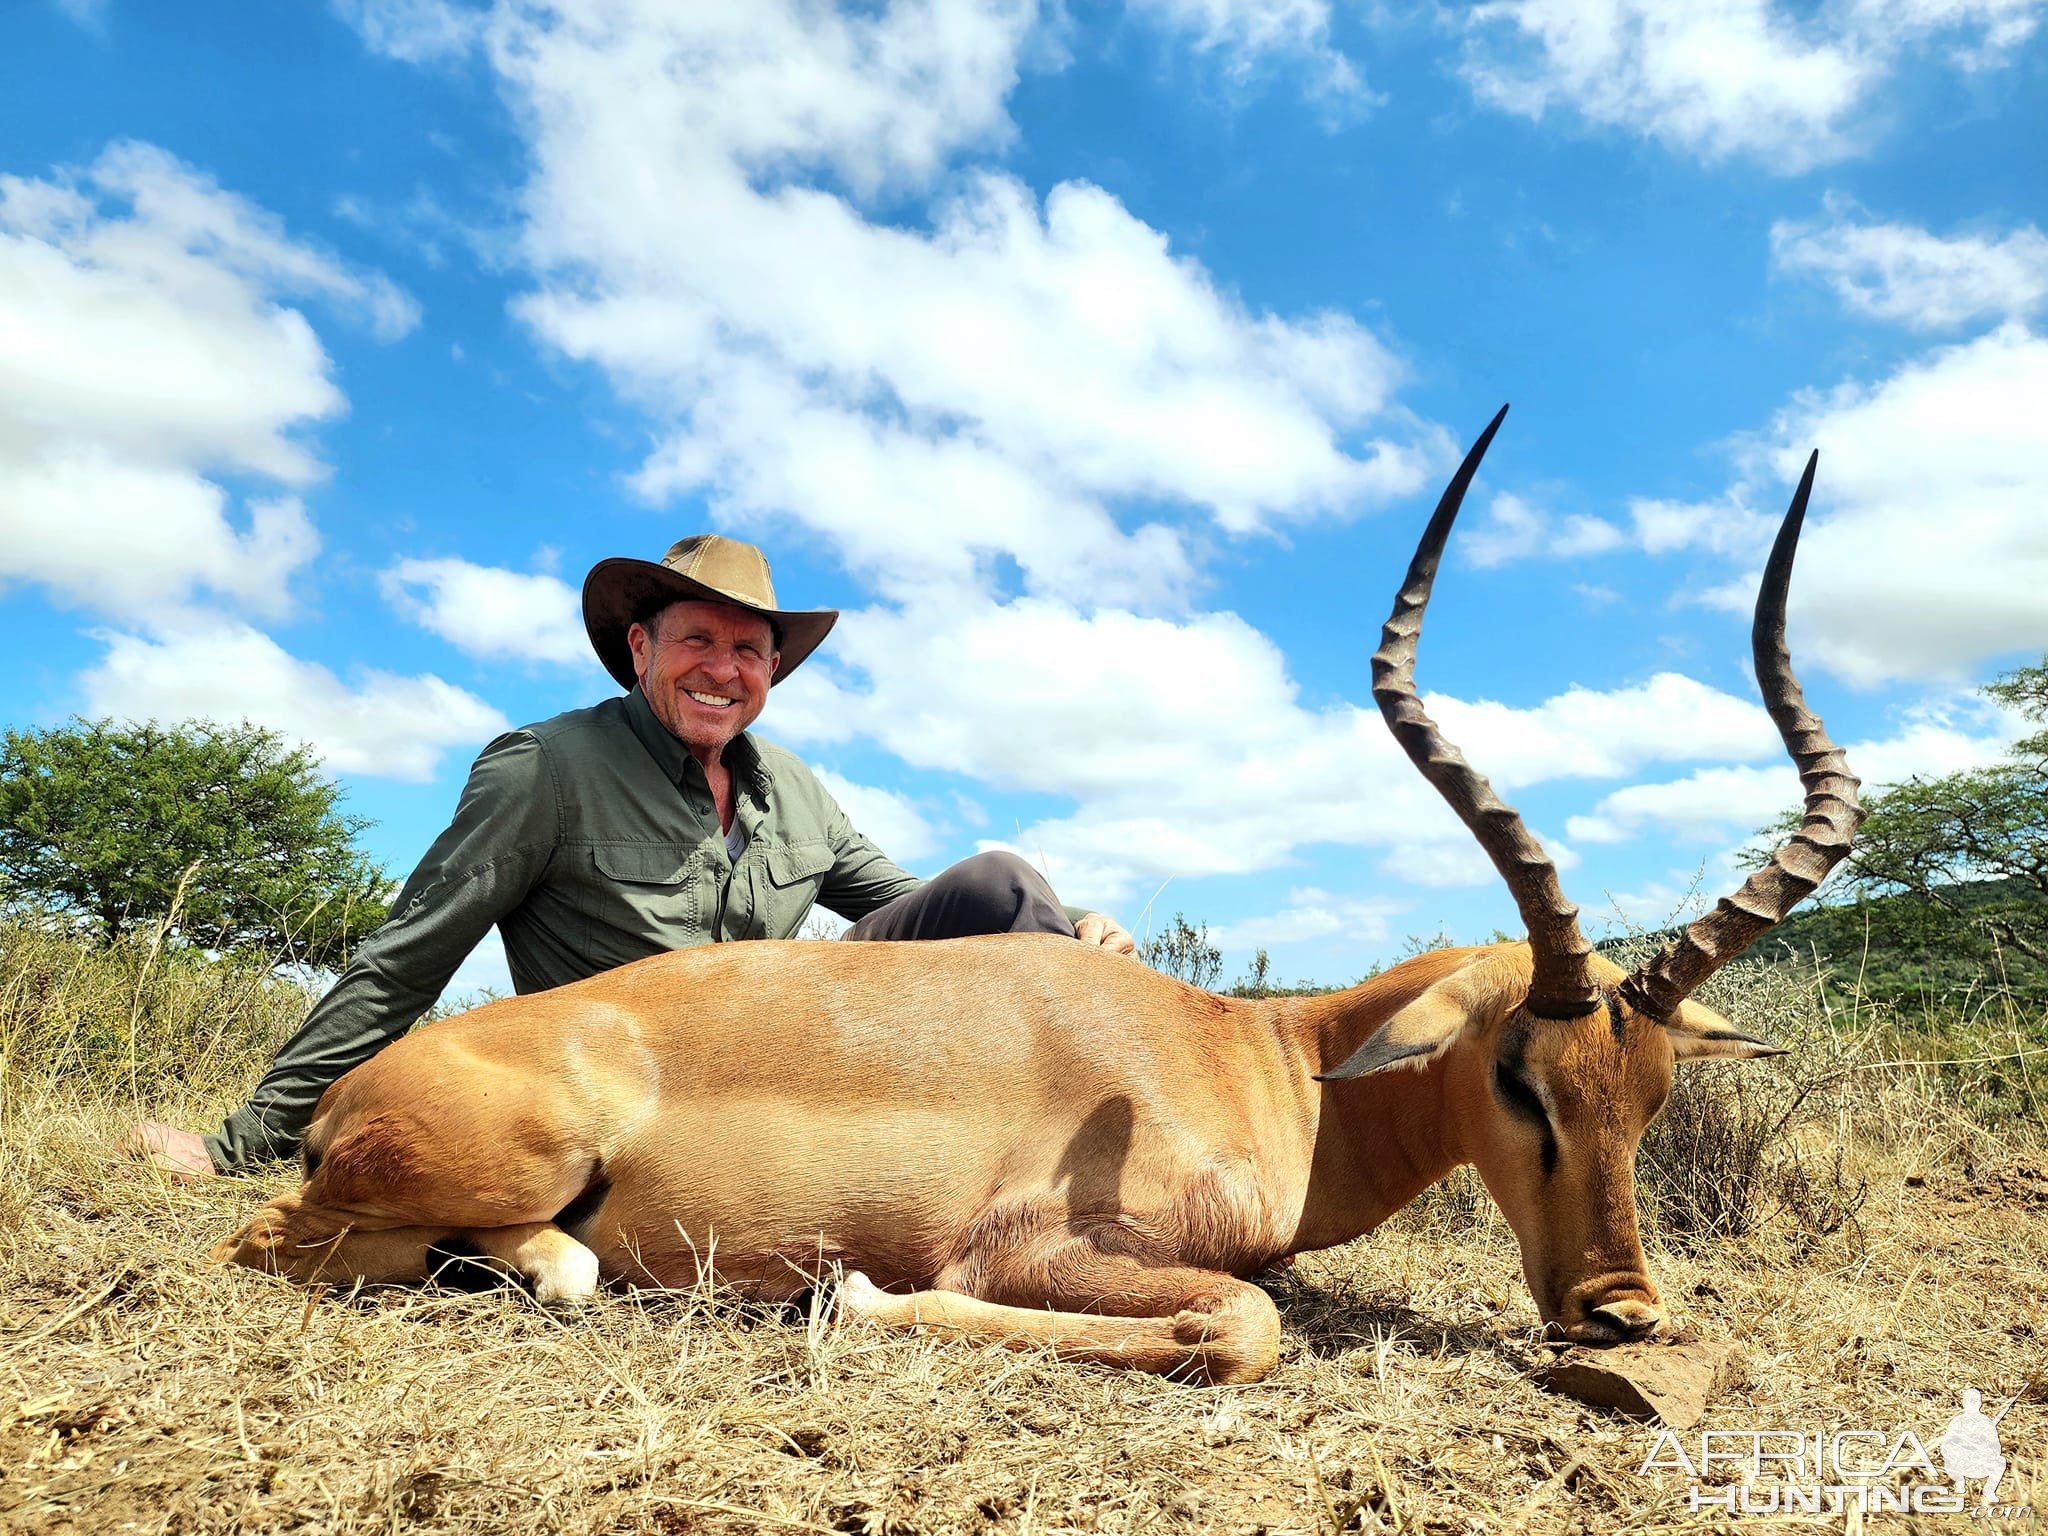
[582,534,838,691]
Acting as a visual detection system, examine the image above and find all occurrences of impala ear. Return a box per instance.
[1317,953,1516,1081]
[1663,998,1786,1062]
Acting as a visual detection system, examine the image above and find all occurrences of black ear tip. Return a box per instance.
[1319,1036,1438,1081]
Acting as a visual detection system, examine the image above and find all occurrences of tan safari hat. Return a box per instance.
[581,534,839,691]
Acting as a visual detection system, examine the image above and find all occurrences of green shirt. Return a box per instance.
[206,688,924,1170]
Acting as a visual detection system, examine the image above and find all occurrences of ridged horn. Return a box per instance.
[1618,451,1863,1020]
[1373,405,1601,1019]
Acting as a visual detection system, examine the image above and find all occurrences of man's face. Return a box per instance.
[627,599,780,763]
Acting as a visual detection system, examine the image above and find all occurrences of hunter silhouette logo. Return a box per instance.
[1939,1389,2012,1507]
[1637,1384,2029,1517]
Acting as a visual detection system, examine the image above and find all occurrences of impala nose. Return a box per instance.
[1570,1299,1661,1344]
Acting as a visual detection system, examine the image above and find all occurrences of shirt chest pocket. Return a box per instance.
[591,842,704,937]
[763,840,834,894]
[751,840,835,938]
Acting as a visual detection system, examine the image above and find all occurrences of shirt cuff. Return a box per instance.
[205,1103,302,1174]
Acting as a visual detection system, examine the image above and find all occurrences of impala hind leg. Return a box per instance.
[835,1263,1281,1385]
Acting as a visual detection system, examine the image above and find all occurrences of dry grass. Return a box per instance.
[4,935,2047,1534]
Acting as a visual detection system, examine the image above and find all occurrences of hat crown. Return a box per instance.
[582,532,836,692]
[662,534,777,610]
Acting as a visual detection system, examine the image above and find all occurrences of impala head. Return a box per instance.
[1321,405,1862,1344]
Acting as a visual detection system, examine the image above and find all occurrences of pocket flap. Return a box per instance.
[765,841,834,887]
[592,844,697,885]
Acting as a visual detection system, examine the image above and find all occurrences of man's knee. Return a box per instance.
[942,850,1051,911]
[847,851,1073,942]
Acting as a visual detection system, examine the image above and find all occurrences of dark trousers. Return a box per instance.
[843,851,1075,942]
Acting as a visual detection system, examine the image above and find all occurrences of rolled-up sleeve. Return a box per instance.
[205,732,559,1171]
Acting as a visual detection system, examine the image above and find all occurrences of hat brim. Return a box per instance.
[581,557,838,691]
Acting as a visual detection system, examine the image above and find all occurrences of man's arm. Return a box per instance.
[815,798,926,921]
[159,732,559,1174]
[828,826,1134,953]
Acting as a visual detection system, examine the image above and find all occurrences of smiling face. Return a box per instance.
[627,598,781,767]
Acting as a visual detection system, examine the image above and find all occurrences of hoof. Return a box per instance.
[530,1242,601,1305]
[834,1270,887,1324]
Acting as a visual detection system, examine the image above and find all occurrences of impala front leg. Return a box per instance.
[214,1192,599,1303]
[835,1263,1281,1385]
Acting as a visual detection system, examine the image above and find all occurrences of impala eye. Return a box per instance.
[1493,1061,1547,1125]
[1495,1061,1560,1178]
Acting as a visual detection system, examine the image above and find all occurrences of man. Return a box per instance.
[122,535,1134,1177]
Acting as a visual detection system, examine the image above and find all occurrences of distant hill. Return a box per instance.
[1218,883,2048,1017]
[1608,879,2046,1022]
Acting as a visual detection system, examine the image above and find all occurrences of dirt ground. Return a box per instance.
[6,1102,2044,1536]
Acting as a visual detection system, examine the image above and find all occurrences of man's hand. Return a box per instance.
[117,1121,215,1181]
[1074,912,1137,955]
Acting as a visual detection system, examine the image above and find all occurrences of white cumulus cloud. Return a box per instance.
[1126,0,1369,102]
[1746,324,2048,685]
[1566,708,2016,845]
[769,597,1780,906]
[81,616,508,783]
[381,557,594,669]
[0,141,414,619]
[1773,202,2048,330]
[810,768,943,867]
[1426,673,1778,788]
[1462,0,2044,170]
[343,0,1442,618]
[1461,490,1626,568]
[1208,887,1407,951]
[1626,494,1776,559]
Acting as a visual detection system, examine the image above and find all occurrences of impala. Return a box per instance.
[216,407,1860,1384]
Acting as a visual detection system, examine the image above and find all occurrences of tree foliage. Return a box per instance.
[0,719,390,966]
[1831,655,2047,966]
[1748,654,2048,1009]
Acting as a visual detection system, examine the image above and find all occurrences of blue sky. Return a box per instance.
[2,0,2044,997]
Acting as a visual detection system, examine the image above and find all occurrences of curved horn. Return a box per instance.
[1373,405,1601,1019]
[1619,451,1863,1020]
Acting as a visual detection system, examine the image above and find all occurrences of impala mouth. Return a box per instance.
[1550,1278,1663,1346]
[685,690,739,709]
[1559,1303,1661,1346]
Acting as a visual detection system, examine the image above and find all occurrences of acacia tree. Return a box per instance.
[1812,656,2048,966]
[0,719,390,966]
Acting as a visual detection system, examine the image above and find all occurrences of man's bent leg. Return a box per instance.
[844,851,1074,942]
